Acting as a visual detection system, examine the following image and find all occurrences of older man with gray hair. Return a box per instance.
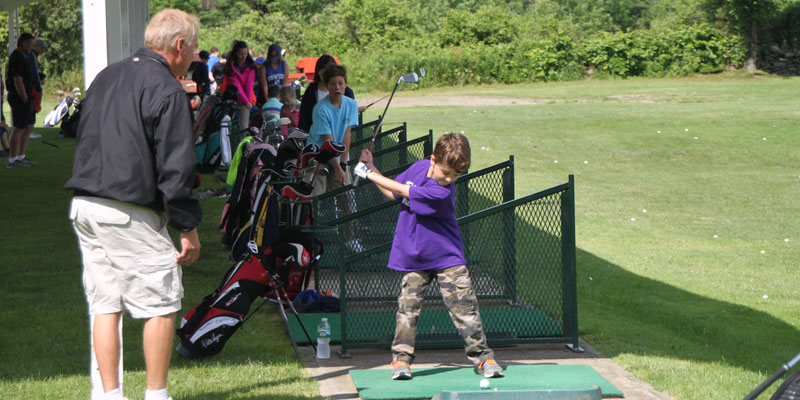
[65,9,201,400]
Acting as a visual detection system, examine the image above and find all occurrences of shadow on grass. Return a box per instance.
[576,248,800,374]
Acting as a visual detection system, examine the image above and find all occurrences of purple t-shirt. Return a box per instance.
[387,159,467,271]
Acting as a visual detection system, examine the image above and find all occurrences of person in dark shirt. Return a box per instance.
[5,33,36,168]
[190,50,212,96]
[65,9,202,400]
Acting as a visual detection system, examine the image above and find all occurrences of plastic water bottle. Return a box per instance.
[316,318,331,359]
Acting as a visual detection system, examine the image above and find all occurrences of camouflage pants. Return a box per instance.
[391,265,494,365]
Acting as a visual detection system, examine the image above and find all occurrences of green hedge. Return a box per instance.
[340,24,745,91]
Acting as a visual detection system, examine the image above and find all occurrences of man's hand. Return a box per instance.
[176,229,201,266]
[333,162,345,184]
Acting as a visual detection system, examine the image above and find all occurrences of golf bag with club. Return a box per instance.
[58,99,82,138]
[44,96,73,127]
[227,174,281,261]
[195,86,239,172]
[176,226,321,360]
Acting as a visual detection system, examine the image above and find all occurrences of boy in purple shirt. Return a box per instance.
[356,132,504,380]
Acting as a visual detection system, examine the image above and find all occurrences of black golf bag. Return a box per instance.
[59,101,82,138]
[176,226,320,360]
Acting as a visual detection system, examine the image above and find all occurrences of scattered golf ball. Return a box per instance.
[685,128,689,132]
[694,137,698,140]
[785,239,790,242]
[584,160,589,164]
[630,217,636,222]
[657,130,661,134]
[713,235,719,238]
[763,295,769,299]
[480,379,490,389]
[589,277,593,281]
[554,160,558,163]
[760,250,766,254]
[763,137,767,141]
[481,146,486,150]
[642,209,647,213]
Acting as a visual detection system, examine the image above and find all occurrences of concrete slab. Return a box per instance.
[303,339,672,400]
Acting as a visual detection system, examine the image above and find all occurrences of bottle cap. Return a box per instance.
[321,318,328,322]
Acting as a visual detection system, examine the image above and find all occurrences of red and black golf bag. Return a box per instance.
[175,226,321,360]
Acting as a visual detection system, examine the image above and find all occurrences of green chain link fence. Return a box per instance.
[348,123,407,166]
[311,176,578,355]
[312,132,433,225]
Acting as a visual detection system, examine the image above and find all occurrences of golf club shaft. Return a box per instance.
[743,352,800,400]
[363,83,412,109]
[353,80,401,187]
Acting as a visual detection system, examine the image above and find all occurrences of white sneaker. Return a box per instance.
[29,133,41,139]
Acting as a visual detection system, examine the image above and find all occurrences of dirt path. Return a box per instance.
[358,95,546,108]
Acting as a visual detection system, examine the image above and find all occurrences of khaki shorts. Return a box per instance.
[303,159,351,197]
[70,197,183,319]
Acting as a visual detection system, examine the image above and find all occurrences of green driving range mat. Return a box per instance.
[349,364,623,399]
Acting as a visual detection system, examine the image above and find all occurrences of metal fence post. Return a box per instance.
[336,225,352,358]
[502,155,517,304]
[561,175,582,352]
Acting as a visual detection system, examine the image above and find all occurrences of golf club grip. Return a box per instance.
[743,366,788,400]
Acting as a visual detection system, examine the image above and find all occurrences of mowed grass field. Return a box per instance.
[1,73,798,399]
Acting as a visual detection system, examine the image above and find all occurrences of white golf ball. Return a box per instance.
[657,130,661,134]
[642,209,647,213]
[554,160,558,163]
[763,137,767,141]
[785,238,790,242]
[685,128,689,132]
[584,160,588,164]
[480,379,490,389]
[763,295,768,299]
[713,235,718,238]
[630,217,636,222]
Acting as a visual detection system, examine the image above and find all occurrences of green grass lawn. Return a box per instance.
[2,73,799,399]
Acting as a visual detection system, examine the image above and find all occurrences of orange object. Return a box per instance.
[294,57,339,82]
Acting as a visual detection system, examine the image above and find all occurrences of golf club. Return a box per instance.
[353,68,425,187]
[743,352,800,400]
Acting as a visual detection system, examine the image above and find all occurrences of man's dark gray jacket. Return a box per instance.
[65,48,202,232]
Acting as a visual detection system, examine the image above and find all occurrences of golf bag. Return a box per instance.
[220,143,282,250]
[175,226,320,360]
[228,174,281,261]
[59,101,82,138]
[44,96,73,127]
[280,182,314,227]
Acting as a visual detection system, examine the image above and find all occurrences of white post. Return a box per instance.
[81,0,109,90]
[89,314,123,400]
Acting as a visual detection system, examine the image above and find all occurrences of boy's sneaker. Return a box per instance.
[29,133,41,139]
[20,158,38,166]
[476,359,504,378]
[391,360,412,380]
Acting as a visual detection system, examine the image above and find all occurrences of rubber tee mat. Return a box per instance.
[349,364,624,399]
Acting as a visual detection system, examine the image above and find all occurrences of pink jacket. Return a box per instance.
[221,62,256,105]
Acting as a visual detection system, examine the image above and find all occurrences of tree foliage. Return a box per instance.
[1,0,793,94]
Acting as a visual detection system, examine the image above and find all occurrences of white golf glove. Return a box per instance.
[354,162,371,179]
